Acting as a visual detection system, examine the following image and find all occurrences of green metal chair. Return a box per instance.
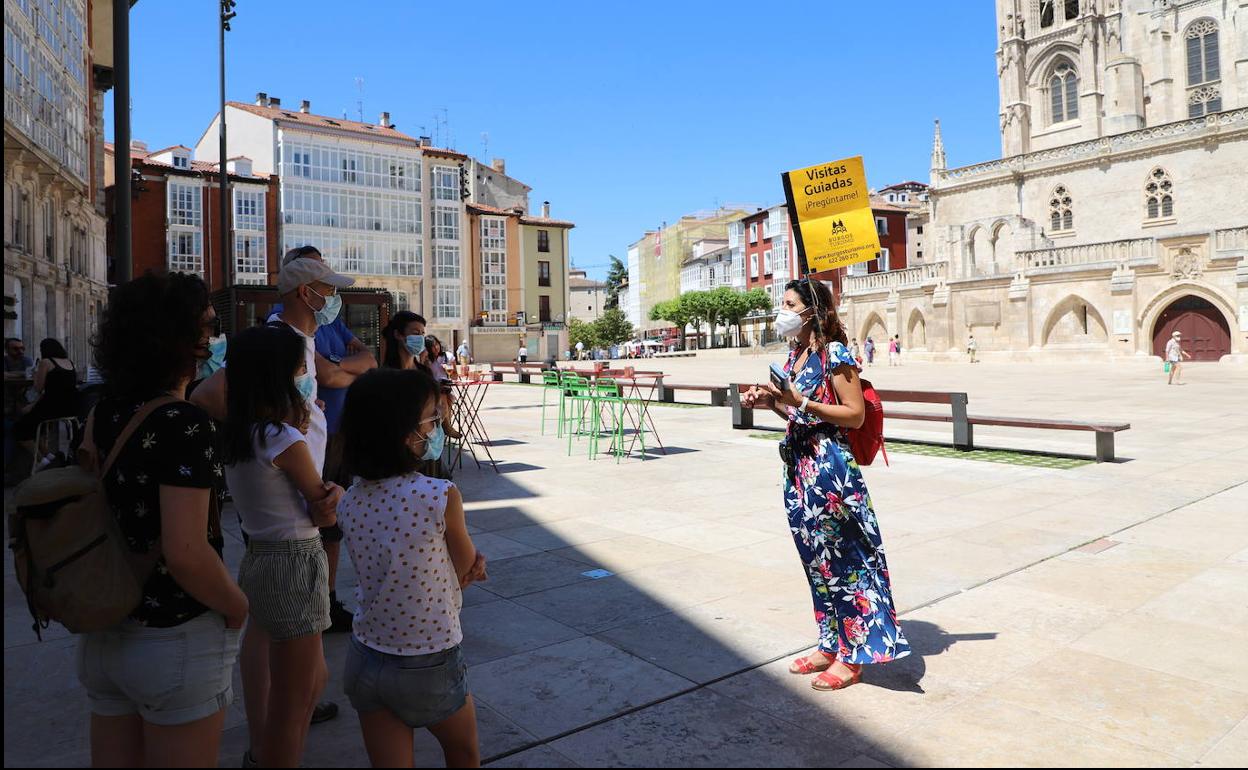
[540,370,564,436]
[562,374,593,456]
[591,378,626,462]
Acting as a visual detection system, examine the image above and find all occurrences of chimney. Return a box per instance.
[255,91,268,106]
[379,111,390,127]
[491,158,506,174]
[300,99,310,113]
[418,136,432,147]
[541,201,550,218]
[270,96,281,107]
[129,140,148,153]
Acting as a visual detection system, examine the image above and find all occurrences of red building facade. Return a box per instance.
[105,143,281,292]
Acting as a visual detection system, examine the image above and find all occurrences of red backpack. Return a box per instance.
[824,349,889,467]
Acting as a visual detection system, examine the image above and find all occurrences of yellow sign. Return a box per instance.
[781,156,882,273]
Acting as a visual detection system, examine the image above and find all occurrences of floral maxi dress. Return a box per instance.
[782,342,910,665]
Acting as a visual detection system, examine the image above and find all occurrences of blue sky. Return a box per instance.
[106,1,1003,280]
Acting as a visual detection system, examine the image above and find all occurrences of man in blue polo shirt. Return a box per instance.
[271,246,376,633]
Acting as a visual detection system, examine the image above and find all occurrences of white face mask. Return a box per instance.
[774,308,808,338]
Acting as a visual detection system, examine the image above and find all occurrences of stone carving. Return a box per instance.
[1171,247,1203,280]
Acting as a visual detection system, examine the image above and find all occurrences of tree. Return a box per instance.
[567,317,598,351]
[718,289,754,347]
[649,299,692,350]
[682,290,715,350]
[603,255,627,310]
[594,308,633,346]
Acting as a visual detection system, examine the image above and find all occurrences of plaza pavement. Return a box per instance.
[4,357,1247,767]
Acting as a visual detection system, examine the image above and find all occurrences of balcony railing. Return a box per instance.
[843,262,946,294]
[1020,237,1155,273]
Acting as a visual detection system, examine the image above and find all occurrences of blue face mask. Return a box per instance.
[295,371,317,402]
[198,335,227,379]
[421,424,445,461]
[405,334,425,356]
[305,288,342,328]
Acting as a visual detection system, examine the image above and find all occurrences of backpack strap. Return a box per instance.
[96,396,181,480]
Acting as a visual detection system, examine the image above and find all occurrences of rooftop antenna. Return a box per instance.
[480,131,489,160]
[354,77,365,123]
[442,107,451,149]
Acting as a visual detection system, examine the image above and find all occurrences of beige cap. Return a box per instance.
[277,256,355,295]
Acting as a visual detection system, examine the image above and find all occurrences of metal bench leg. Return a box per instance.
[729,385,753,430]
[710,390,726,407]
[1095,432,1115,463]
[951,393,972,451]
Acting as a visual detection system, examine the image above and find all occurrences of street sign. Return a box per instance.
[781,155,882,273]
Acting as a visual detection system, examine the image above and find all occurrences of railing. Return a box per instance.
[1020,238,1154,272]
[843,262,946,293]
[1214,226,1248,255]
[937,109,1248,186]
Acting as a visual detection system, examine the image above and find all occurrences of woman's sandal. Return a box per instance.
[788,653,834,675]
[811,663,862,691]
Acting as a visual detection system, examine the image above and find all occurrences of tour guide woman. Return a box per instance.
[745,278,910,691]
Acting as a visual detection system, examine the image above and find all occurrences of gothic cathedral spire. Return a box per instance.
[930,119,947,183]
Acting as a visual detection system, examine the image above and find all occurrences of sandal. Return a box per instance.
[788,652,834,675]
[811,663,862,691]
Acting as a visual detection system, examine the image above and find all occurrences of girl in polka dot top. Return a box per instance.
[339,368,487,767]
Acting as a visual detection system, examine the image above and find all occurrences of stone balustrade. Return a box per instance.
[936,109,1247,187]
[1020,238,1155,273]
[843,262,947,294]
[1214,226,1248,255]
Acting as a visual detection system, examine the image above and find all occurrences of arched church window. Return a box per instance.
[1186,19,1220,87]
[1040,0,1055,28]
[1145,168,1175,220]
[1188,85,1222,118]
[1050,185,1073,232]
[1049,61,1079,123]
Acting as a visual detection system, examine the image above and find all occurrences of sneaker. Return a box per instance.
[241,749,258,768]
[311,700,339,725]
[326,598,353,633]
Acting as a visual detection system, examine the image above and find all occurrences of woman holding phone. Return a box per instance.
[745,278,909,691]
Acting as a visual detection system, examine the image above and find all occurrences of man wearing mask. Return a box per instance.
[192,253,358,729]
[267,247,376,634]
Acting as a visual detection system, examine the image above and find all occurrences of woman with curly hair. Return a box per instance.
[76,270,249,766]
[744,278,910,691]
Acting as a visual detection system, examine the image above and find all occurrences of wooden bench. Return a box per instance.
[659,383,729,407]
[728,384,1128,461]
[488,361,549,384]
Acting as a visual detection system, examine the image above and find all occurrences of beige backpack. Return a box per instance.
[9,397,179,638]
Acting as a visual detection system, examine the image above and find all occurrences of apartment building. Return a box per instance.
[104,142,281,289]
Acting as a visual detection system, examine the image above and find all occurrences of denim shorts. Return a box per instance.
[77,610,241,726]
[238,537,331,641]
[344,636,468,729]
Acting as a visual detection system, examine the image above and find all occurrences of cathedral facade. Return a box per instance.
[837,0,1248,362]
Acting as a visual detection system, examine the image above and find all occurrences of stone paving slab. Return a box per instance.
[5,360,1247,767]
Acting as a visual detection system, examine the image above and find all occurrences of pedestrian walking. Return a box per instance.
[77,270,248,767]
[338,368,487,768]
[864,337,875,366]
[887,336,899,366]
[744,278,910,691]
[894,335,903,365]
[1165,330,1192,385]
[223,325,342,768]
[456,341,471,366]
[850,338,862,367]
[967,334,978,363]
[518,343,528,364]
[575,340,585,360]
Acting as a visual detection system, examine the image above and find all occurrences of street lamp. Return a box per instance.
[219,0,236,292]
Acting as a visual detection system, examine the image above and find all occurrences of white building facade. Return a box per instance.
[838,0,1248,362]
[195,98,445,324]
[4,0,111,366]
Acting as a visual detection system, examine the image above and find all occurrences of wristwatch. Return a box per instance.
[799,396,810,413]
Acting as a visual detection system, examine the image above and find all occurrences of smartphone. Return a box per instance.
[769,362,788,391]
